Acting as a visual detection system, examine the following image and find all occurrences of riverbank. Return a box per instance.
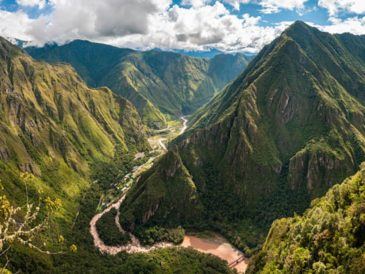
[89,116,248,272]
[182,234,248,273]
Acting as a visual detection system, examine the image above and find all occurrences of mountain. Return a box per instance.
[0,35,150,263]
[248,163,365,273]
[26,41,251,128]
[0,37,236,274]
[119,21,365,251]
[172,48,224,58]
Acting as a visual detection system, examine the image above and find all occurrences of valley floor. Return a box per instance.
[89,117,247,273]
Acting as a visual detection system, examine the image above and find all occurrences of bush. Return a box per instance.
[135,226,185,245]
[96,208,130,246]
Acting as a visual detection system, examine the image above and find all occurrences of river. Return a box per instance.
[182,235,248,273]
[89,116,247,273]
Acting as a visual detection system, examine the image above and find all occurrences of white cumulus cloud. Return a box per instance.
[318,0,365,16]
[259,0,308,14]
[319,16,365,34]
[98,2,288,52]
[1,0,365,53]
[222,0,308,13]
[16,0,46,9]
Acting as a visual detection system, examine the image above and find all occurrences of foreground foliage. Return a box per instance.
[248,164,365,273]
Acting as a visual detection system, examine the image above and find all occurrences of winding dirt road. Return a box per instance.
[89,117,187,254]
[180,116,188,135]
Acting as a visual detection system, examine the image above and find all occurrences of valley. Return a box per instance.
[1,3,365,271]
[89,116,247,273]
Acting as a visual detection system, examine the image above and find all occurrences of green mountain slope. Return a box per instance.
[26,41,250,128]
[0,35,150,261]
[0,37,235,274]
[248,163,365,274]
[119,21,365,251]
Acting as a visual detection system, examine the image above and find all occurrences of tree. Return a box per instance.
[0,173,76,271]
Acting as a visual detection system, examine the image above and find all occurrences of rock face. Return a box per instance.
[27,40,251,128]
[120,22,365,235]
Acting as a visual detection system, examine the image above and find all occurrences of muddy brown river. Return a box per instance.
[182,235,248,273]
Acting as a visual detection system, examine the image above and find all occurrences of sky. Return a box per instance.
[0,0,365,53]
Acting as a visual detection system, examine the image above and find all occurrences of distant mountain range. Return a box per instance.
[119,21,365,253]
[26,41,252,128]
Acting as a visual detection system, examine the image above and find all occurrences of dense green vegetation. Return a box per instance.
[96,208,130,246]
[120,21,365,252]
[0,34,149,224]
[2,178,234,274]
[135,226,185,246]
[248,164,365,273]
[27,40,250,128]
[4,20,365,273]
[0,37,238,273]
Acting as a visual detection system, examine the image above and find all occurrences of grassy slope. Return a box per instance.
[0,36,148,268]
[120,22,365,253]
[1,38,236,274]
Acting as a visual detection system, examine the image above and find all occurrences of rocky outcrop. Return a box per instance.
[18,162,41,176]
[0,146,9,161]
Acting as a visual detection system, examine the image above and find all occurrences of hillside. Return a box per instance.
[119,21,365,252]
[0,37,237,274]
[27,41,250,128]
[0,36,150,266]
[248,163,365,273]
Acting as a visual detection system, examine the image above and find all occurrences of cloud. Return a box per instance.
[181,0,210,8]
[221,0,250,10]
[0,0,286,52]
[0,10,34,42]
[259,0,308,14]
[318,0,365,16]
[16,0,46,9]
[102,2,289,52]
[222,0,308,13]
[1,0,365,53]
[319,16,365,34]
[27,0,172,44]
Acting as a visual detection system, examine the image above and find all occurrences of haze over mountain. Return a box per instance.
[119,21,365,253]
[27,41,251,128]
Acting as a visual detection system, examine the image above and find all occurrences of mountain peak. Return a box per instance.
[0,36,23,58]
[282,20,321,42]
[291,20,310,29]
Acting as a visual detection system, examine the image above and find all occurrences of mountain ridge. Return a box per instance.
[119,21,365,252]
[0,35,150,259]
[26,40,251,128]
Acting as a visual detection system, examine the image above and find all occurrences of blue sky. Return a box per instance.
[0,0,365,52]
[0,0,342,24]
